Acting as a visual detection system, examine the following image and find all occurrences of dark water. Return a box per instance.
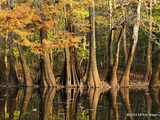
[0,87,160,120]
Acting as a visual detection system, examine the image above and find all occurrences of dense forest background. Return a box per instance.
[0,0,159,88]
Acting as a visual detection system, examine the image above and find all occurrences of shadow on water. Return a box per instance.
[0,87,160,119]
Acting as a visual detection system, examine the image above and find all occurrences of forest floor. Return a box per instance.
[1,68,158,90]
[98,68,153,91]
[53,68,153,91]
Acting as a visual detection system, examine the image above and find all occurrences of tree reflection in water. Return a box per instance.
[120,88,133,120]
[88,88,101,120]
[60,88,80,120]
[19,87,34,120]
[0,87,160,119]
[108,88,118,120]
[8,88,18,120]
[40,88,57,120]
[0,88,7,120]
[150,88,160,113]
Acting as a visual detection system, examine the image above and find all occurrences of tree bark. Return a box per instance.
[122,3,128,65]
[0,35,7,85]
[61,2,79,87]
[87,0,101,88]
[144,0,152,81]
[106,25,124,88]
[18,42,34,86]
[74,47,81,80]
[8,32,19,86]
[4,31,8,69]
[108,0,114,68]
[149,61,160,88]
[61,47,79,87]
[120,0,141,87]
[40,29,57,87]
[123,25,128,65]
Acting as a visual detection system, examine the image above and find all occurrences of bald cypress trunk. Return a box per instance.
[120,0,141,87]
[40,29,57,87]
[0,35,7,85]
[7,0,19,86]
[144,0,152,81]
[60,3,79,87]
[106,25,124,88]
[149,61,160,88]
[108,0,113,68]
[61,47,79,87]
[18,42,34,86]
[122,2,128,65]
[87,0,101,88]
[8,32,19,85]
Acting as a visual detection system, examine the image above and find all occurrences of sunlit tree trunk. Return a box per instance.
[7,0,19,86]
[144,0,152,81]
[149,60,160,88]
[8,32,19,85]
[39,30,56,87]
[4,31,8,69]
[120,0,141,87]
[120,88,133,120]
[38,0,57,87]
[18,42,34,86]
[106,25,124,88]
[122,1,128,65]
[60,2,79,87]
[61,47,79,87]
[108,0,113,68]
[88,88,101,120]
[87,0,101,88]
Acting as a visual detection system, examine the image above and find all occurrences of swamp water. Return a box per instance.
[0,87,160,120]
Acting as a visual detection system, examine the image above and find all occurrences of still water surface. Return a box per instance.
[0,87,160,120]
